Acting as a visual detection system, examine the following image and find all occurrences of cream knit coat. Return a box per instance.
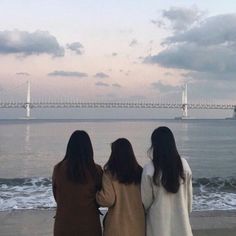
[141,158,193,236]
[96,172,145,236]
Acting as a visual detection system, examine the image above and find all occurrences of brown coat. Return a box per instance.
[96,172,145,236]
[52,161,103,236]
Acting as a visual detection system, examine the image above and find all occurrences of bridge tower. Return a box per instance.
[233,106,236,119]
[26,80,31,118]
[182,84,188,118]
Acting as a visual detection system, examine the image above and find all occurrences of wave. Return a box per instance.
[193,177,236,192]
[0,177,236,211]
[0,177,55,211]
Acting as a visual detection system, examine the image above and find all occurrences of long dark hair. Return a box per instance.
[104,138,142,184]
[62,130,100,187]
[150,127,185,193]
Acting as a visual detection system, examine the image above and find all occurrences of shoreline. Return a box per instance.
[0,210,236,236]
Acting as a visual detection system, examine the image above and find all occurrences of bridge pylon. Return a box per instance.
[233,106,236,119]
[26,80,31,118]
[182,84,188,118]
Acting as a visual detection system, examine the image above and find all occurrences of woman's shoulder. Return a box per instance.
[143,161,154,176]
[181,157,192,175]
[53,161,63,171]
[52,161,66,180]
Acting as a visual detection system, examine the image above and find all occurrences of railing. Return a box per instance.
[0,102,235,110]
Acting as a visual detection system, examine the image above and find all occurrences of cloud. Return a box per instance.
[0,30,64,57]
[145,43,236,74]
[151,20,166,28]
[164,14,236,45]
[129,39,138,47]
[16,72,30,76]
[164,72,173,76]
[112,83,122,88]
[67,42,84,55]
[112,52,118,56]
[94,72,110,78]
[119,70,130,76]
[95,81,109,87]
[151,81,180,92]
[162,6,205,31]
[48,70,88,78]
[145,13,236,76]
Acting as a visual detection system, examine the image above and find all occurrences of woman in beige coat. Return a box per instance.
[141,127,193,236]
[96,138,145,236]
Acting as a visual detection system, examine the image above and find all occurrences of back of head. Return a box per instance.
[105,138,142,184]
[63,130,97,184]
[151,126,185,193]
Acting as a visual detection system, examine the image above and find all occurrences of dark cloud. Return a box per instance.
[67,42,84,55]
[95,81,109,87]
[162,6,204,31]
[112,83,122,88]
[145,43,236,74]
[129,39,138,47]
[0,30,64,57]
[16,72,30,76]
[151,81,180,92]
[145,12,236,76]
[94,72,110,78]
[165,14,236,45]
[48,70,88,78]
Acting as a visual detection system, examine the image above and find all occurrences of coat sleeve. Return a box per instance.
[52,167,57,202]
[96,173,115,207]
[141,170,154,211]
[187,172,193,213]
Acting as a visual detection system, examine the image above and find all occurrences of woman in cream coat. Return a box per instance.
[141,127,193,236]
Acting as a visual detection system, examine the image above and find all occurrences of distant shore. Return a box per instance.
[0,210,236,236]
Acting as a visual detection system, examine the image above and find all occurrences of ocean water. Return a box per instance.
[0,119,236,211]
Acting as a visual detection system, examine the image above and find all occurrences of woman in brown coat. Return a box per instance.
[96,138,145,236]
[52,130,103,236]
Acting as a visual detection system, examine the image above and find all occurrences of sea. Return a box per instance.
[0,119,236,212]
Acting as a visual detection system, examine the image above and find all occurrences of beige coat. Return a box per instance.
[141,158,193,236]
[96,172,145,236]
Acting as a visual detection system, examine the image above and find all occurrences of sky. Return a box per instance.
[0,0,236,118]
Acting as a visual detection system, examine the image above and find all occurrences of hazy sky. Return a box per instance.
[0,0,236,118]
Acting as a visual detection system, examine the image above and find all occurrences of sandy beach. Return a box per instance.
[0,210,235,236]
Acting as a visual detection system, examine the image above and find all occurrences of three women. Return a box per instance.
[52,127,193,236]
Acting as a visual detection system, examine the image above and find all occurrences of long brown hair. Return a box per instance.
[62,130,101,189]
[150,127,185,193]
[104,138,142,184]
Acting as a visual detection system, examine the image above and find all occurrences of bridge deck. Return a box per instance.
[0,102,235,109]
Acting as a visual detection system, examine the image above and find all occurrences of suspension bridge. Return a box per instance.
[0,81,235,119]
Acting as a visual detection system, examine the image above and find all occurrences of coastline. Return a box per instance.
[0,210,236,236]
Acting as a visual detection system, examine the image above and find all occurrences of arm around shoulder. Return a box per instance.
[187,172,193,213]
[96,172,115,207]
[141,165,154,211]
[182,158,193,213]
